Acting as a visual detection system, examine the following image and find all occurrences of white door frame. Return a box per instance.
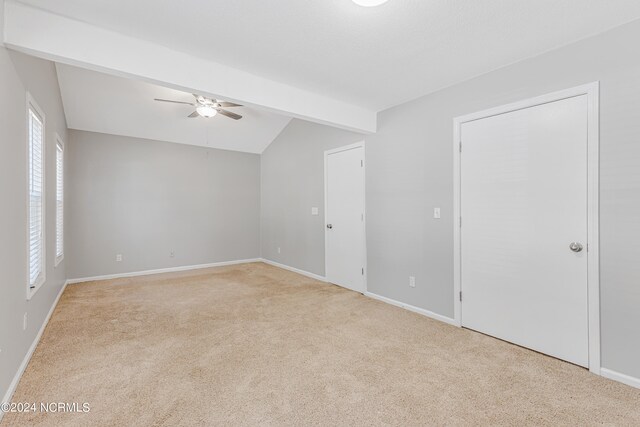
[324,141,367,293]
[452,82,601,374]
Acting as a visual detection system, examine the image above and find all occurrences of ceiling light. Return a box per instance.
[196,105,217,118]
[352,0,389,6]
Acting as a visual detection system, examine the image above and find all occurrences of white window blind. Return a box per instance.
[29,106,45,289]
[56,140,64,262]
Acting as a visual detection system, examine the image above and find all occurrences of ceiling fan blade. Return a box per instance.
[154,98,194,106]
[216,109,242,120]
[216,101,242,108]
[188,111,200,118]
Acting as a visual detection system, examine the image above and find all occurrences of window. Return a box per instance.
[55,137,64,265]
[27,94,46,296]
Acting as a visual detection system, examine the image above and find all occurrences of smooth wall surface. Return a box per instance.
[0,49,68,402]
[261,119,362,276]
[66,131,261,279]
[365,19,640,379]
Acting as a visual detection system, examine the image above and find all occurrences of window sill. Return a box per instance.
[27,275,46,300]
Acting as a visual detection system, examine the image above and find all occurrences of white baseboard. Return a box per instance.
[601,368,640,389]
[66,258,262,284]
[260,258,326,282]
[259,263,454,328]
[365,291,458,326]
[1,279,68,420]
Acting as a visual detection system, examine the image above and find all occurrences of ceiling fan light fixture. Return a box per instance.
[352,0,389,7]
[196,105,217,118]
[155,94,242,120]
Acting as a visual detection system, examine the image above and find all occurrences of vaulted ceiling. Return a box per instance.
[55,64,291,153]
[5,0,640,150]
[13,0,640,109]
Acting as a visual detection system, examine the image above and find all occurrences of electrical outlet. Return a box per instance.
[277,247,281,254]
[433,208,441,219]
[311,207,319,216]
[170,250,175,258]
[23,312,28,331]
[409,276,416,288]
[116,254,122,262]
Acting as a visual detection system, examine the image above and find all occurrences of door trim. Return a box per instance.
[324,141,367,293]
[452,82,601,374]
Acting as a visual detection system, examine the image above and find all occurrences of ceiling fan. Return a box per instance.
[154,94,243,120]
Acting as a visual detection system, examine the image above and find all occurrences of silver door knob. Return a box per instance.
[327,224,333,229]
[569,242,583,253]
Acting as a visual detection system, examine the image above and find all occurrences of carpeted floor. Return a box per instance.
[3,262,639,426]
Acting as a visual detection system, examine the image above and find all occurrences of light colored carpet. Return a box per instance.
[3,262,639,426]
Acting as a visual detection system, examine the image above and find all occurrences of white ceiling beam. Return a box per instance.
[3,0,376,133]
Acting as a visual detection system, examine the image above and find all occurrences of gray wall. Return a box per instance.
[366,19,640,379]
[0,49,68,401]
[260,20,640,380]
[66,131,261,279]
[261,119,362,275]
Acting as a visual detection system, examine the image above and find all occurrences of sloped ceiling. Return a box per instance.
[18,0,640,111]
[8,1,640,151]
[56,64,292,153]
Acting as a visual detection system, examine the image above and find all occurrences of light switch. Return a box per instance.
[434,208,441,219]
[311,207,319,216]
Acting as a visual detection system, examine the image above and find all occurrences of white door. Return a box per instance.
[325,144,365,293]
[461,95,589,367]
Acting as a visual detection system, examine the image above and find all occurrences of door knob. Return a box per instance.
[569,242,583,253]
[327,224,333,229]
